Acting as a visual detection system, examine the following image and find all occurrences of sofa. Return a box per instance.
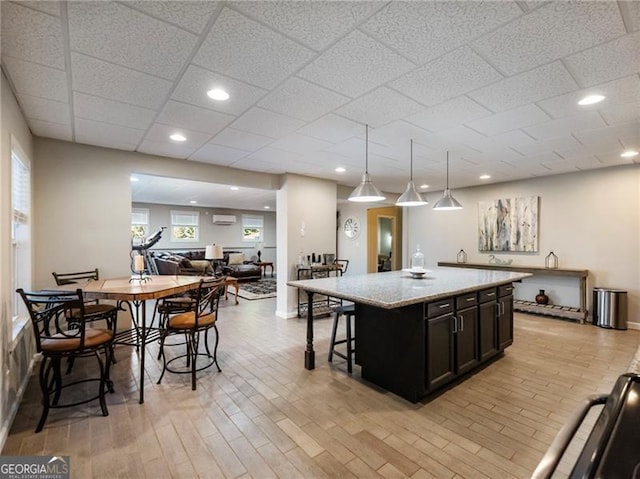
[151,251,213,276]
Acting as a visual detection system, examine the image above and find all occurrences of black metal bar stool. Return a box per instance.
[328,304,355,373]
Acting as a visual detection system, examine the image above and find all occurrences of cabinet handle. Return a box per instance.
[439,303,450,309]
[458,315,464,332]
[495,302,501,318]
[452,316,458,333]
[486,292,495,297]
[466,297,475,302]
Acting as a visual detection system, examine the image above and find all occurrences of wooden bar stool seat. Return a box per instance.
[328,304,355,373]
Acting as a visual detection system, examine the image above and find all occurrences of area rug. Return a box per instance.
[237,279,277,300]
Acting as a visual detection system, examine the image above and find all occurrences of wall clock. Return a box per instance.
[343,216,361,239]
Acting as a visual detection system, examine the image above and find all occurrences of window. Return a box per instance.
[131,207,149,244]
[11,141,31,327]
[171,210,199,241]
[242,215,263,242]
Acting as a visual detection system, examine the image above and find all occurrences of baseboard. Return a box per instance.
[275,309,299,319]
[628,321,639,331]
[0,354,38,451]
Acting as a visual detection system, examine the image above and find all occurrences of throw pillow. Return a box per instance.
[228,253,245,265]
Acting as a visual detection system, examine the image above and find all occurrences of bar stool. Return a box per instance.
[328,304,355,373]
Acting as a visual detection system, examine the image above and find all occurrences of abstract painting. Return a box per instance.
[478,196,539,252]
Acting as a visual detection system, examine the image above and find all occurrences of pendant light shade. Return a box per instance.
[433,152,463,210]
[348,124,385,202]
[396,139,427,207]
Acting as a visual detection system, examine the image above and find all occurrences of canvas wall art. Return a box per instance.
[478,196,539,252]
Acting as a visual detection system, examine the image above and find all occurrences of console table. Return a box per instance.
[438,262,589,323]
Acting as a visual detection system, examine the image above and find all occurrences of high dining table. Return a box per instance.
[56,275,203,404]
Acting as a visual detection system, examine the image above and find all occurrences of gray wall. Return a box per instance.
[133,202,277,264]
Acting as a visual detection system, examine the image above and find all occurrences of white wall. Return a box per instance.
[336,202,370,276]
[133,202,277,264]
[406,166,640,324]
[276,174,337,317]
[1,72,35,448]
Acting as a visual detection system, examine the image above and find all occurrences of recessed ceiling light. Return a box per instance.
[620,150,638,158]
[335,167,346,173]
[480,174,491,180]
[577,94,605,106]
[170,133,186,142]
[207,88,230,101]
[130,176,139,182]
[419,184,429,189]
[230,186,239,191]
[189,200,197,204]
[263,206,270,209]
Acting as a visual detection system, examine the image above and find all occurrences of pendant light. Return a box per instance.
[396,139,427,207]
[348,124,386,202]
[433,152,463,210]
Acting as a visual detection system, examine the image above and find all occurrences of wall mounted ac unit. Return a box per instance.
[213,214,236,225]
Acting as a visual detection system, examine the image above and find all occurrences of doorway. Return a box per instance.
[366,206,403,273]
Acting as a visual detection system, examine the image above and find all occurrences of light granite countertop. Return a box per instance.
[288,267,532,309]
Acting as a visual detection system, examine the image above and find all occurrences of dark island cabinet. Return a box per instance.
[497,284,514,350]
[478,288,499,361]
[355,283,515,403]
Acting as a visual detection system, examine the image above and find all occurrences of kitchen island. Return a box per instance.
[288,267,531,402]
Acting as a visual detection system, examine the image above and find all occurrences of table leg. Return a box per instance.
[268,264,274,277]
[305,291,315,370]
[138,300,146,404]
[233,282,239,305]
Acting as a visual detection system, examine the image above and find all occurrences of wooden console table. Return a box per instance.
[438,262,589,323]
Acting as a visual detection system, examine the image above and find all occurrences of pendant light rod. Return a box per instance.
[433,150,463,210]
[348,123,385,202]
[445,151,449,188]
[365,124,369,173]
[410,139,413,181]
[396,138,427,207]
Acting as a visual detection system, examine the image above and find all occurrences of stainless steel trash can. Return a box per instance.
[592,288,628,330]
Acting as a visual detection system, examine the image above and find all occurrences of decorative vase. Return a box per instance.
[535,289,549,305]
[457,249,467,264]
[545,251,558,269]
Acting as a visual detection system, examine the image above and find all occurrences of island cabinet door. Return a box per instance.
[426,303,456,391]
[478,288,499,361]
[497,294,514,350]
[455,306,479,375]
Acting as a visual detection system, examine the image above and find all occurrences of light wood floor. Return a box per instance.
[3,297,639,478]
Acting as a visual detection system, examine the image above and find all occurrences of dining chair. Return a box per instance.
[328,303,356,373]
[157,276,225,390]
[17,288,118,433]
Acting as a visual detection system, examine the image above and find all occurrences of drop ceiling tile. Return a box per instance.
[231,107,305,138]
[368,121,434,151]
[596,152,638,166]
[473,2,625,75]
[210,128,275,151]
[573,121,640,147]
[157,101,235,135]
[171,65,268,116]
[433,125,488,147]
[513,135,581,156]
[565,31,640,87]
[467,130,536,152]
[523,111,606,140]
[75,117,144,151]
[73,92,156,130]
[122,1,221,34]
[144,123,211,149]
[406,97,491,132]
[336,87,424,128]
[193,7,314,89]
[138,139,198,160]
[1,2,65,69]
[245,147,306,166]
[556,143,620,160]
[19,1,61,16]
[68,2,198,80]
[323,137,366,159]
[361,1,521,64]
[390,47,503,107]
[190,143,250,166]
[600,101,640,126]
[18,94,70,125]
[465,104,551,136]
[71,53,172,110]
[297,114,362,143]
[233,1,383,50]
[469,62,578,112]
[269,133,332,155]
[258,77,350,122]
[228,155,284,173]
[2,56,68,102]
[28,119,72,141]
[298,30,415,98]
[624,0,640,31]
[537,75,640,119]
